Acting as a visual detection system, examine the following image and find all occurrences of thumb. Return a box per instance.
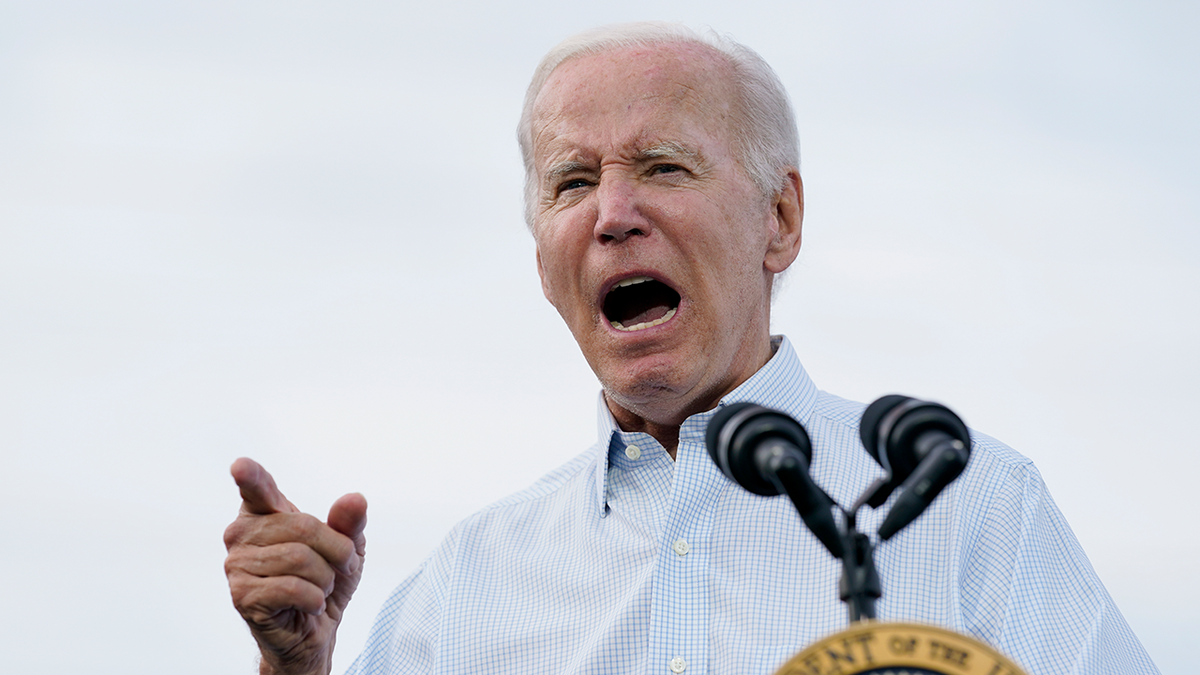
[328,492,368,552]
[230,457,298,515]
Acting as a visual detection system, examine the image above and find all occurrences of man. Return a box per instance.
[224,23,1157,675]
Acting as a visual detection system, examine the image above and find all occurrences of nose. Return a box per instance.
[594,177,651,243]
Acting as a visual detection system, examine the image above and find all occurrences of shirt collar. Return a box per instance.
[591,335,819,515]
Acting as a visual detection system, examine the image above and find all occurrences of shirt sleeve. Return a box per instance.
[343,527,457,675]
[956,449,1158,675]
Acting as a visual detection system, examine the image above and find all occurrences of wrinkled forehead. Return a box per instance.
[531,43,740,156]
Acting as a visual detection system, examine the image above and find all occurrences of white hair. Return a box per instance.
[517,22,801,231]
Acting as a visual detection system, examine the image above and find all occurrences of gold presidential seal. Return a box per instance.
[774,622,1029,675]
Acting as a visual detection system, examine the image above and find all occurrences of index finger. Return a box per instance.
[231,457,299,516]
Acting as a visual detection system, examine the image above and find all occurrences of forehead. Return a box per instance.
[531,43,738,160]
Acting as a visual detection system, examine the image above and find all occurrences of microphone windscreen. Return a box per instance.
[858,395,909,464]
[706,402,814,496]
[706,402,755,470]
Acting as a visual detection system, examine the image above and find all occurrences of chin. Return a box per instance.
[600,357,698,415]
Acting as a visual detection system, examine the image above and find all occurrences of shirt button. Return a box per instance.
[669,656,687,673]
[624,444,642,460]
[672,539,690,556]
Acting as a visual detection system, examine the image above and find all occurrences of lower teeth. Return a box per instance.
[611,307,677,332]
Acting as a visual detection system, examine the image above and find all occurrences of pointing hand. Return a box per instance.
[224,458,367,675]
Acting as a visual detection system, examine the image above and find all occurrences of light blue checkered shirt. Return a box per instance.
[346,336,1157,675]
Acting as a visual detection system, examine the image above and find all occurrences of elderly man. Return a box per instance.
[224,23,1157,675]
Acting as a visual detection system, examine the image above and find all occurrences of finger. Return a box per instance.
[225,541,338,597]
[231,512,360,576]
[327,492,368,555]
[229,571,329,619]
[231,457,298,516]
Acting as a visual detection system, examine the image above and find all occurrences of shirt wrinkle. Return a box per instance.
[346,335,1158,675]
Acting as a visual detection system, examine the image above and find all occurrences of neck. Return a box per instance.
[604,336,777,460]
[607,409,682,459]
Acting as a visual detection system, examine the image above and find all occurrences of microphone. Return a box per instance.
[707,402,843,558]
[859,396,971,540]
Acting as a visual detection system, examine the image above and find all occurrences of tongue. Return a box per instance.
[619,303,671,326]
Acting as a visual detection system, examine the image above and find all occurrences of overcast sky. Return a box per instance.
[1,2,1196,673]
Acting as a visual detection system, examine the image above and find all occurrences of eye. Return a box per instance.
[650,164,685,176]
[556,178,592,196]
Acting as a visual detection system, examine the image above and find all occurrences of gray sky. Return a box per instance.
[1,2,1196,673]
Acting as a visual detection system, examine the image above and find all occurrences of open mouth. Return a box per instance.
[602,276,681,332]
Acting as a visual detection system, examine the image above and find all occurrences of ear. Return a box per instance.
[763,169,804,274]
[535,245,556,305]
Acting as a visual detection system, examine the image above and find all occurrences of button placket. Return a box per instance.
[648,439,716,675]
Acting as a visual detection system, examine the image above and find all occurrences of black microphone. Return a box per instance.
[859,396,971,540]
[707,402,843,558]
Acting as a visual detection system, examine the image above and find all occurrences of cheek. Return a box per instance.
[537,247,583,314]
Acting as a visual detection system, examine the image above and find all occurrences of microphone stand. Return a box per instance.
[837,508,881,622]
[774,459,883,623]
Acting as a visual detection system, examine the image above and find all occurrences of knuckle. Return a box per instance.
[223,553,239,577]
[283,575,315,598]
[223,544,255,575]
[279,542,313,568]
[277,576,323,611]
[293,513,322,539]
[222,520,247,549]
[313,561,337,594]
[226,572,254,607]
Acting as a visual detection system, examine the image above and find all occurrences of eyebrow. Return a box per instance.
[637,141,700,162]
[541,141,703,188]
[542,159,590,188]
